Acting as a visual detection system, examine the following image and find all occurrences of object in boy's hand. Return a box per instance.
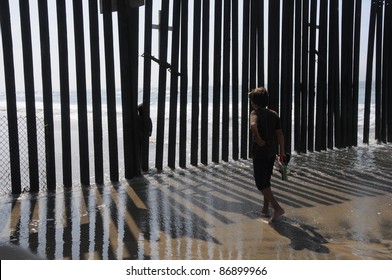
[276,153,290,181]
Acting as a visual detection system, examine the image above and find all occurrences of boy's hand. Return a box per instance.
[256,138,266,146]
[279,155,286,165]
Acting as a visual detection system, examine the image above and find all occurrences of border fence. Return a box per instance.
[0,115,47,195]
[1,0,391,194]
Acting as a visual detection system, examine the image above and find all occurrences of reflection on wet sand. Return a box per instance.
[0,146,391,260]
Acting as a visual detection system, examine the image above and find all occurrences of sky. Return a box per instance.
[0,0,373,94]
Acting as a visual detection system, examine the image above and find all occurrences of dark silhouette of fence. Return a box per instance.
[0,0,391,194]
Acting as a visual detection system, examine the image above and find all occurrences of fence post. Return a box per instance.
[281,0,294,154]
[19,0,40,191]
[385,0,392,143]
[329,0,340,149]
[315,0,328,151]
[222,0,231,162]
[155,1,170,170]
[190,0,202,166]
[179,0,189,168]
[352,0,362,147]
[72,0,90,186]
[375,0,383,142]
[241,0,250,160]
[56,0,72,188]
[168,0,181,169]
[301,0,309,153]
[267,0,280,113]
[232,0,239,161]
[103,0,119,182]
[0,0,22,194]
[142,0,153,172]
[38,0,56,190]
[201,0,210,165]
[212,0,223,164]
[308,0,317,152]
[88,0,104,185]
[294,0,302,153]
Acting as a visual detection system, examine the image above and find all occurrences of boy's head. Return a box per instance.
[249,87,269,108]
[138,103,144,115]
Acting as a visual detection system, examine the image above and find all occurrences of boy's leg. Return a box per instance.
[261,187,284,221]
[261,195,270,215]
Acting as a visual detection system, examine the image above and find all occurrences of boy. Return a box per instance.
[249,87,285,222]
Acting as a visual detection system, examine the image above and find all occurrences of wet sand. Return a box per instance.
[0,145,391,260]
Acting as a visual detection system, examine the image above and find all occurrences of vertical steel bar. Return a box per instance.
[118,2,140,178]
[212,0,222,163]
[201,0,210,165]
[352,0,362,146]
[103,0,119,181]
[329,0,341,149]
[267,0,280,112]
[375,0,383,142]
[249,0,257,91]
[363,1,377,144]
[168,0,181,168]
[222,0,231,162]
[301,0,309,153]
[232,0,239,161]
[117,0,132,178]
[191,0,202,166]
[241,0,250,159]
[155,0,170,170]
[129,7,141,176]
[179,0,189,168]
[256,0,264,86]
[341,0,355,148]
[0,0,21,194]
[386,0,392,142]
[37,0,56,187]
[143,0,153,171]
[56,0,72,187]
[88,0,104,184]
[381,0,391,142]
[249,0,257,158]
[294,0,302,153]
[281,0,294,154]
[72,0,90,185]
[38,0,56,190]
[19,0,39,191]
[307,0,317,152]
[315,0,328,152]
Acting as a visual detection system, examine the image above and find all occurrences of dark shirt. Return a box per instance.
[252,108,281,159]
[138,115,153,137]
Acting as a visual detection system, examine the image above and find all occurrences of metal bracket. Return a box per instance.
[142,53,181,76]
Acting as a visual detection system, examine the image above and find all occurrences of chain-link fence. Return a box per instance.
[0,115,47,196]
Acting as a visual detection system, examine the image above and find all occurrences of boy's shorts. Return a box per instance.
[253,156,275,190]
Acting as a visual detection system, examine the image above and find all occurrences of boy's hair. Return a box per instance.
[249,87,269,108]
[138,103,144,115]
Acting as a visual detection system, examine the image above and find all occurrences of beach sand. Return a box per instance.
[0,144,391,260]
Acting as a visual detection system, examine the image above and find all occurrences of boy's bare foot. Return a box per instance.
[261,207,270,217]
[270,208,285,222]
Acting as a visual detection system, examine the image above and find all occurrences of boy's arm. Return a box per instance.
[276,128,285,162]
[250,111,266,146]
